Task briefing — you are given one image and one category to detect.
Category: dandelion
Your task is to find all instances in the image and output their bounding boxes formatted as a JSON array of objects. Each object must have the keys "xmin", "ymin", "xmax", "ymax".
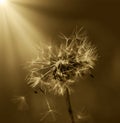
[
  {"xmin": 26, "ymin": 28, "xmax": 98, "ymax": 123},
  {"xmin": 27, "ymin": 28, "xmax": 97, "ymax": 95}
]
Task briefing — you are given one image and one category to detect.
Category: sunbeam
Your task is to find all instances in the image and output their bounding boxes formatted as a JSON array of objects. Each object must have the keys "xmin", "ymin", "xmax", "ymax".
[
  {"xmin": 0, "ymin": 1, "xmax": 46, "ymax": 88},
  {"xmin": 0, "ymin": 0, "xmax": 7, "ymax": 6}
]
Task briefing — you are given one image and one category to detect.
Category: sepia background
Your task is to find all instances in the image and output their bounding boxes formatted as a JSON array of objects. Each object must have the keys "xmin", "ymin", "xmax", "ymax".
[{"xmin": 0, "ymin": 0, "xmax": 120, "ymax": 123}]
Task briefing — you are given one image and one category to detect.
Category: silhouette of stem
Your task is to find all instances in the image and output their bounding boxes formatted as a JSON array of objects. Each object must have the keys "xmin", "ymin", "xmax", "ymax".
[{"xmin": 65, "ymin": 88, "xmax": 75, "ymax": 123}]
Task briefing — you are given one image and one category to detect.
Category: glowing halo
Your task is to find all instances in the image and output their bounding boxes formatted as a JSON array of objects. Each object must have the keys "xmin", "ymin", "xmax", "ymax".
[{"xmin": 0, "ymin": 0, "xmax": 7, "ymax": 6}]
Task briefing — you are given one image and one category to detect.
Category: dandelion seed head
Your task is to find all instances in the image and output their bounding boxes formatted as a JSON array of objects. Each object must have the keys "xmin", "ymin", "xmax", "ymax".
[{"xmin": 27, "ymin": 28, "xmax": 97, "ymax": 95}]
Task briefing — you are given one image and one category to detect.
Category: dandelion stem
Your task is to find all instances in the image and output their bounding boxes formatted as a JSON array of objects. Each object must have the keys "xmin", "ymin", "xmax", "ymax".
[{"xmin": 65, "ymin": 88, "xmax": 75, "ymax": 123}]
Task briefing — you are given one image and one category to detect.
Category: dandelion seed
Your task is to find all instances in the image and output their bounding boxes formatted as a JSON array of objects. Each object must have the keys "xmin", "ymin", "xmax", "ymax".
[
  {"xmin": 27, "ymin": 28, "xmax": 97, "ymax": 95},
  {"xmin": 28, "ymin": 76, "xmax": 41, "ymax": 88},
  {"xmin": 12, "ymin": 96, "xmax": 28, "ymax": 111},
  {"xmin": 40, "ymin": 109, "xmax": 58, "ymax": 122},
  {"xmin": 75, "ymin": 106, "xmax": 90, "ymax": 121},
  {"xmin": 40, "ymin": 96, "xmax": 58, "ymax": 122}
]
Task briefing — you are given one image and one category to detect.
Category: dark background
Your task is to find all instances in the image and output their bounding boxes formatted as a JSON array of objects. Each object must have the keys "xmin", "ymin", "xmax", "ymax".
[{"xmin": 0, "ymin": 0, "xmax": 120, "ymax": 123}]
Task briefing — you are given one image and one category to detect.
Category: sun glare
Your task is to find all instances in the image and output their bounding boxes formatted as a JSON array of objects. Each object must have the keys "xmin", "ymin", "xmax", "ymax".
[{"xmin": 0, "ymin": 0, "xmax": 7, "ymax": 5}]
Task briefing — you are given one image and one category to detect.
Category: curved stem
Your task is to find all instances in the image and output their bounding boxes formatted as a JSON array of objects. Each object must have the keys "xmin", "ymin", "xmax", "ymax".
[{"xmin": 65, "ymin": 88, "xmax": 75, "ymax": 123}]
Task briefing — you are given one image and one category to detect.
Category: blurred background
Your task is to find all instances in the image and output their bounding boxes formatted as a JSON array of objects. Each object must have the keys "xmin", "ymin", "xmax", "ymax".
[{"xmin": 0, "ymin": 0, "xmax": 120, "ymax": 123}]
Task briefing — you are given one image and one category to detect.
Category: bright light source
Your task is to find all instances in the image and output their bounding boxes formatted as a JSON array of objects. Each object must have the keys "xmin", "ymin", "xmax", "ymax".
[{"xmin": 0, "ymin": 0, "xmax": 7, "ymax": 5}]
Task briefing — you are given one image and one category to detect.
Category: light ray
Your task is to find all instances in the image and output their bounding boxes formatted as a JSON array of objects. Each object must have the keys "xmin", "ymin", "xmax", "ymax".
[
  {"xmin": 0, "ymin": 1, "xmax": 46, "ymax": 88},
  {"xmin": 0, "ymin": 0, "xmax": 7, "ymax": 6}
]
